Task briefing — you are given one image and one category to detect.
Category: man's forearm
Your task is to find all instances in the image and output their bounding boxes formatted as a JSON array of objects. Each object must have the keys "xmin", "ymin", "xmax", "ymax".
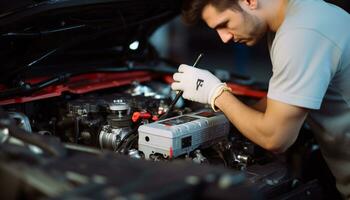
[
  {"xmin": 215, "ymin": 91, "xmax": 302, "ymax": 152},
  {"xmin": 215, "ymin": 91, "xmax": 276, "ymax": 150}
]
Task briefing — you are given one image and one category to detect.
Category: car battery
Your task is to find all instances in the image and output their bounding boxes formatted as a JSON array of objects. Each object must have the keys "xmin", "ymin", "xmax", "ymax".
[{"xmin": 138, "ymin": 110, "xmax": 230, "ymax": 159}]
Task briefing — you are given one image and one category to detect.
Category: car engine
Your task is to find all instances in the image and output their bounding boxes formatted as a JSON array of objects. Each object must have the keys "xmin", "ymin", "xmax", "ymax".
[{"xmin": 2, "ymin": 80, "xmax": 267, "ymax": 168}]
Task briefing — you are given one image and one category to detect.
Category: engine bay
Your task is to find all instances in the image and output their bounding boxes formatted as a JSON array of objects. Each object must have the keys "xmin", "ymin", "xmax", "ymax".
[
  {"xmin": 2, "ymin": 80, "xmax": 269, "ymax": 167},
  {"xmin": 0, "ymin": 78, "xmax": 329, "ymax": 199}
]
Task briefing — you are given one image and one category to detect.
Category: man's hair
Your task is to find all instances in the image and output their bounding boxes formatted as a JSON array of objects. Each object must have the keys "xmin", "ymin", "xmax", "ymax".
[{"xmin": 182, "ymin": 0, "xmax": 242, "ymax": 25}]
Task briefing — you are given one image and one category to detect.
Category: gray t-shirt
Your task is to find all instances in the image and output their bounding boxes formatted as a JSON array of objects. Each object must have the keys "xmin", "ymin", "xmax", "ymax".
[{"xmin": 268, "ymin": 0, "xmax": 350, "ymax": 197}]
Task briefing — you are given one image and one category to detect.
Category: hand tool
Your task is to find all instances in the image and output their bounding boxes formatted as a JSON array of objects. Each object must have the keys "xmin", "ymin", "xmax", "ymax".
[{"xmin": 159, "ymin": 53, "xmax": 204, "ymax": 120}]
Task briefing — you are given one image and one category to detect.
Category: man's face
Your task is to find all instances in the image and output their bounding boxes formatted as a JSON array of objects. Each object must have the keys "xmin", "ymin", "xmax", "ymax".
[{"xmin": 201, "ymin": 3, "xmax": 267, "ymax": 46}]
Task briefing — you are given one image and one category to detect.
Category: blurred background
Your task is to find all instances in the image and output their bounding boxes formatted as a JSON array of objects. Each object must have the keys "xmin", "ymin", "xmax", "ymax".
[{"xmin": 150, "ymin": 0, "xmax": 350, "ymax": 83}]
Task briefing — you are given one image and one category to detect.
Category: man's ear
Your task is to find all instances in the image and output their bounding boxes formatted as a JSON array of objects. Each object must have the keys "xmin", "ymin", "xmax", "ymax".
[{"xmin": 240, "ymin": 0, "xmax": 258, "ymax": 10}]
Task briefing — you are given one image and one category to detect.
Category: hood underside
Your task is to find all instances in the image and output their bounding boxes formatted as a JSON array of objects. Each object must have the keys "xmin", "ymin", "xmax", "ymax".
[{"xmin": 0, "ymin": 0, "xmax": 182, "ymax": 82}]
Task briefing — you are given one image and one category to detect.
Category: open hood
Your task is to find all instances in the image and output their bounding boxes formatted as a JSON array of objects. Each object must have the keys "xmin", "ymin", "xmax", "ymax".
[{"xmin": 0, "ymin": 0, "xmax": 182, "ymax": 82}]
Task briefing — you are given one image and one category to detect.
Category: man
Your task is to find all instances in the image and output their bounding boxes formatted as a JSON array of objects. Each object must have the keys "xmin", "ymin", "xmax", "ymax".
[{"xmin": 171, "ymin": 0, "xmax": 350, "ymax": 198}]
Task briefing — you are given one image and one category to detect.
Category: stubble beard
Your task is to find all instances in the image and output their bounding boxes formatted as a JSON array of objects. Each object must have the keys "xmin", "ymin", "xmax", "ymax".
[{"xmin": 242, "ymin": 10, "xmax": 267, "ymax": 46}]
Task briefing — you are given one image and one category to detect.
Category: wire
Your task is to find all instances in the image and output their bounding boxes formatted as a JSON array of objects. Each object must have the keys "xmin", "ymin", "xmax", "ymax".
[
  {"xmin": 123, "ymin": 134, "xmax": 138, "ymax": 154},
  {"xmin": 115, "ymin": 127, "xmax": 138, "ymax": 153},
  {"xmin": 2, "ymin": 25, "xmax": 87, "ymax": 38}
]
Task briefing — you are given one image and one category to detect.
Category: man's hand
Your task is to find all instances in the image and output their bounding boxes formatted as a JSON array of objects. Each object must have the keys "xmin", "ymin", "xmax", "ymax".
[{"xmin": 171, "ymin": 64, "xmax": 225, "ymax": 104}]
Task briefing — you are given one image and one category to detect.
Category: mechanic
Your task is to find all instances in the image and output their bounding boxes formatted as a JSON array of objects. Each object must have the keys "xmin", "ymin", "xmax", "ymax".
[{"xmin": 171, "ymin": 0, "xmax": 350, "ymax": 198}]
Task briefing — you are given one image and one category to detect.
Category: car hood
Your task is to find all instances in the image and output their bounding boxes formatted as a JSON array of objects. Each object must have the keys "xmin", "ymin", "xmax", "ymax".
[{"xmin": 0, "ymin": 0, "xmax": 182, "ymax": 82}]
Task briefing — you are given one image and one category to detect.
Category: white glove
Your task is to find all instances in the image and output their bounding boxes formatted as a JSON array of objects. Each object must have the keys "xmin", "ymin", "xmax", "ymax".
[{"xmin": 171, "ymin": 64, "xmax": 226, "ymax": 105}]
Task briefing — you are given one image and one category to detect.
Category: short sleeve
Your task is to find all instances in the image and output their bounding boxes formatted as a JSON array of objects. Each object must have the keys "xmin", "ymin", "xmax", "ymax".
[{"xmin": 268, "ymin": 29, "xmax": 341, "ymax": 109}]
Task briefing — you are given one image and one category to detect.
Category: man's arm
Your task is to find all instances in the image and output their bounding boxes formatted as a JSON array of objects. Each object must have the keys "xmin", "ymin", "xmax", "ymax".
[
  {"xmin": 215, "ymin": 91, "xmax": 308, "ymax": 153},
  {"xmin": 251, "ymin": 96, "xmax": 267, "ymax": 112},
  {"xmin": 171, "ymin": 64, "xmax": 309, "ymax": 153}
]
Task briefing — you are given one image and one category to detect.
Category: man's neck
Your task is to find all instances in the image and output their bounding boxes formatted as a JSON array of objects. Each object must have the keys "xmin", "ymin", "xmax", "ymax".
[{"xmin": 265, "ymin": 0, "xmax": 288, "ymax": 32}]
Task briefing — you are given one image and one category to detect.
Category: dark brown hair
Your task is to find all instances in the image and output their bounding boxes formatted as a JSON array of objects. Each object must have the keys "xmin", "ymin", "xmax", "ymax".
[{"xmin": 182, "ymin": 0, "xmax": 242, "ymax": 25}]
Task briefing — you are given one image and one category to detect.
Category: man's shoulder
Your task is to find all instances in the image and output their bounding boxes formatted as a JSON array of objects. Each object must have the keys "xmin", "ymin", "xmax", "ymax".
[{"xmin": 278, "ymin": 0, "xmax": 350, "ymax": 42}]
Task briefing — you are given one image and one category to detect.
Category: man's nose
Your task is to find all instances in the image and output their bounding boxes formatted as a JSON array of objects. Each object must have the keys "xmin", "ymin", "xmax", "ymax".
[{"xmin": 217, "ymin": 29, "xmax": 233, "ymax": 43}]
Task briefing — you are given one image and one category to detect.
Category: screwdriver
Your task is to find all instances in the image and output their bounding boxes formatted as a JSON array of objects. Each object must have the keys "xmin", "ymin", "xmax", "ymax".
[{"xmin": 159, "ymin": 53, "xmax": 204, "ymax": 120}]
